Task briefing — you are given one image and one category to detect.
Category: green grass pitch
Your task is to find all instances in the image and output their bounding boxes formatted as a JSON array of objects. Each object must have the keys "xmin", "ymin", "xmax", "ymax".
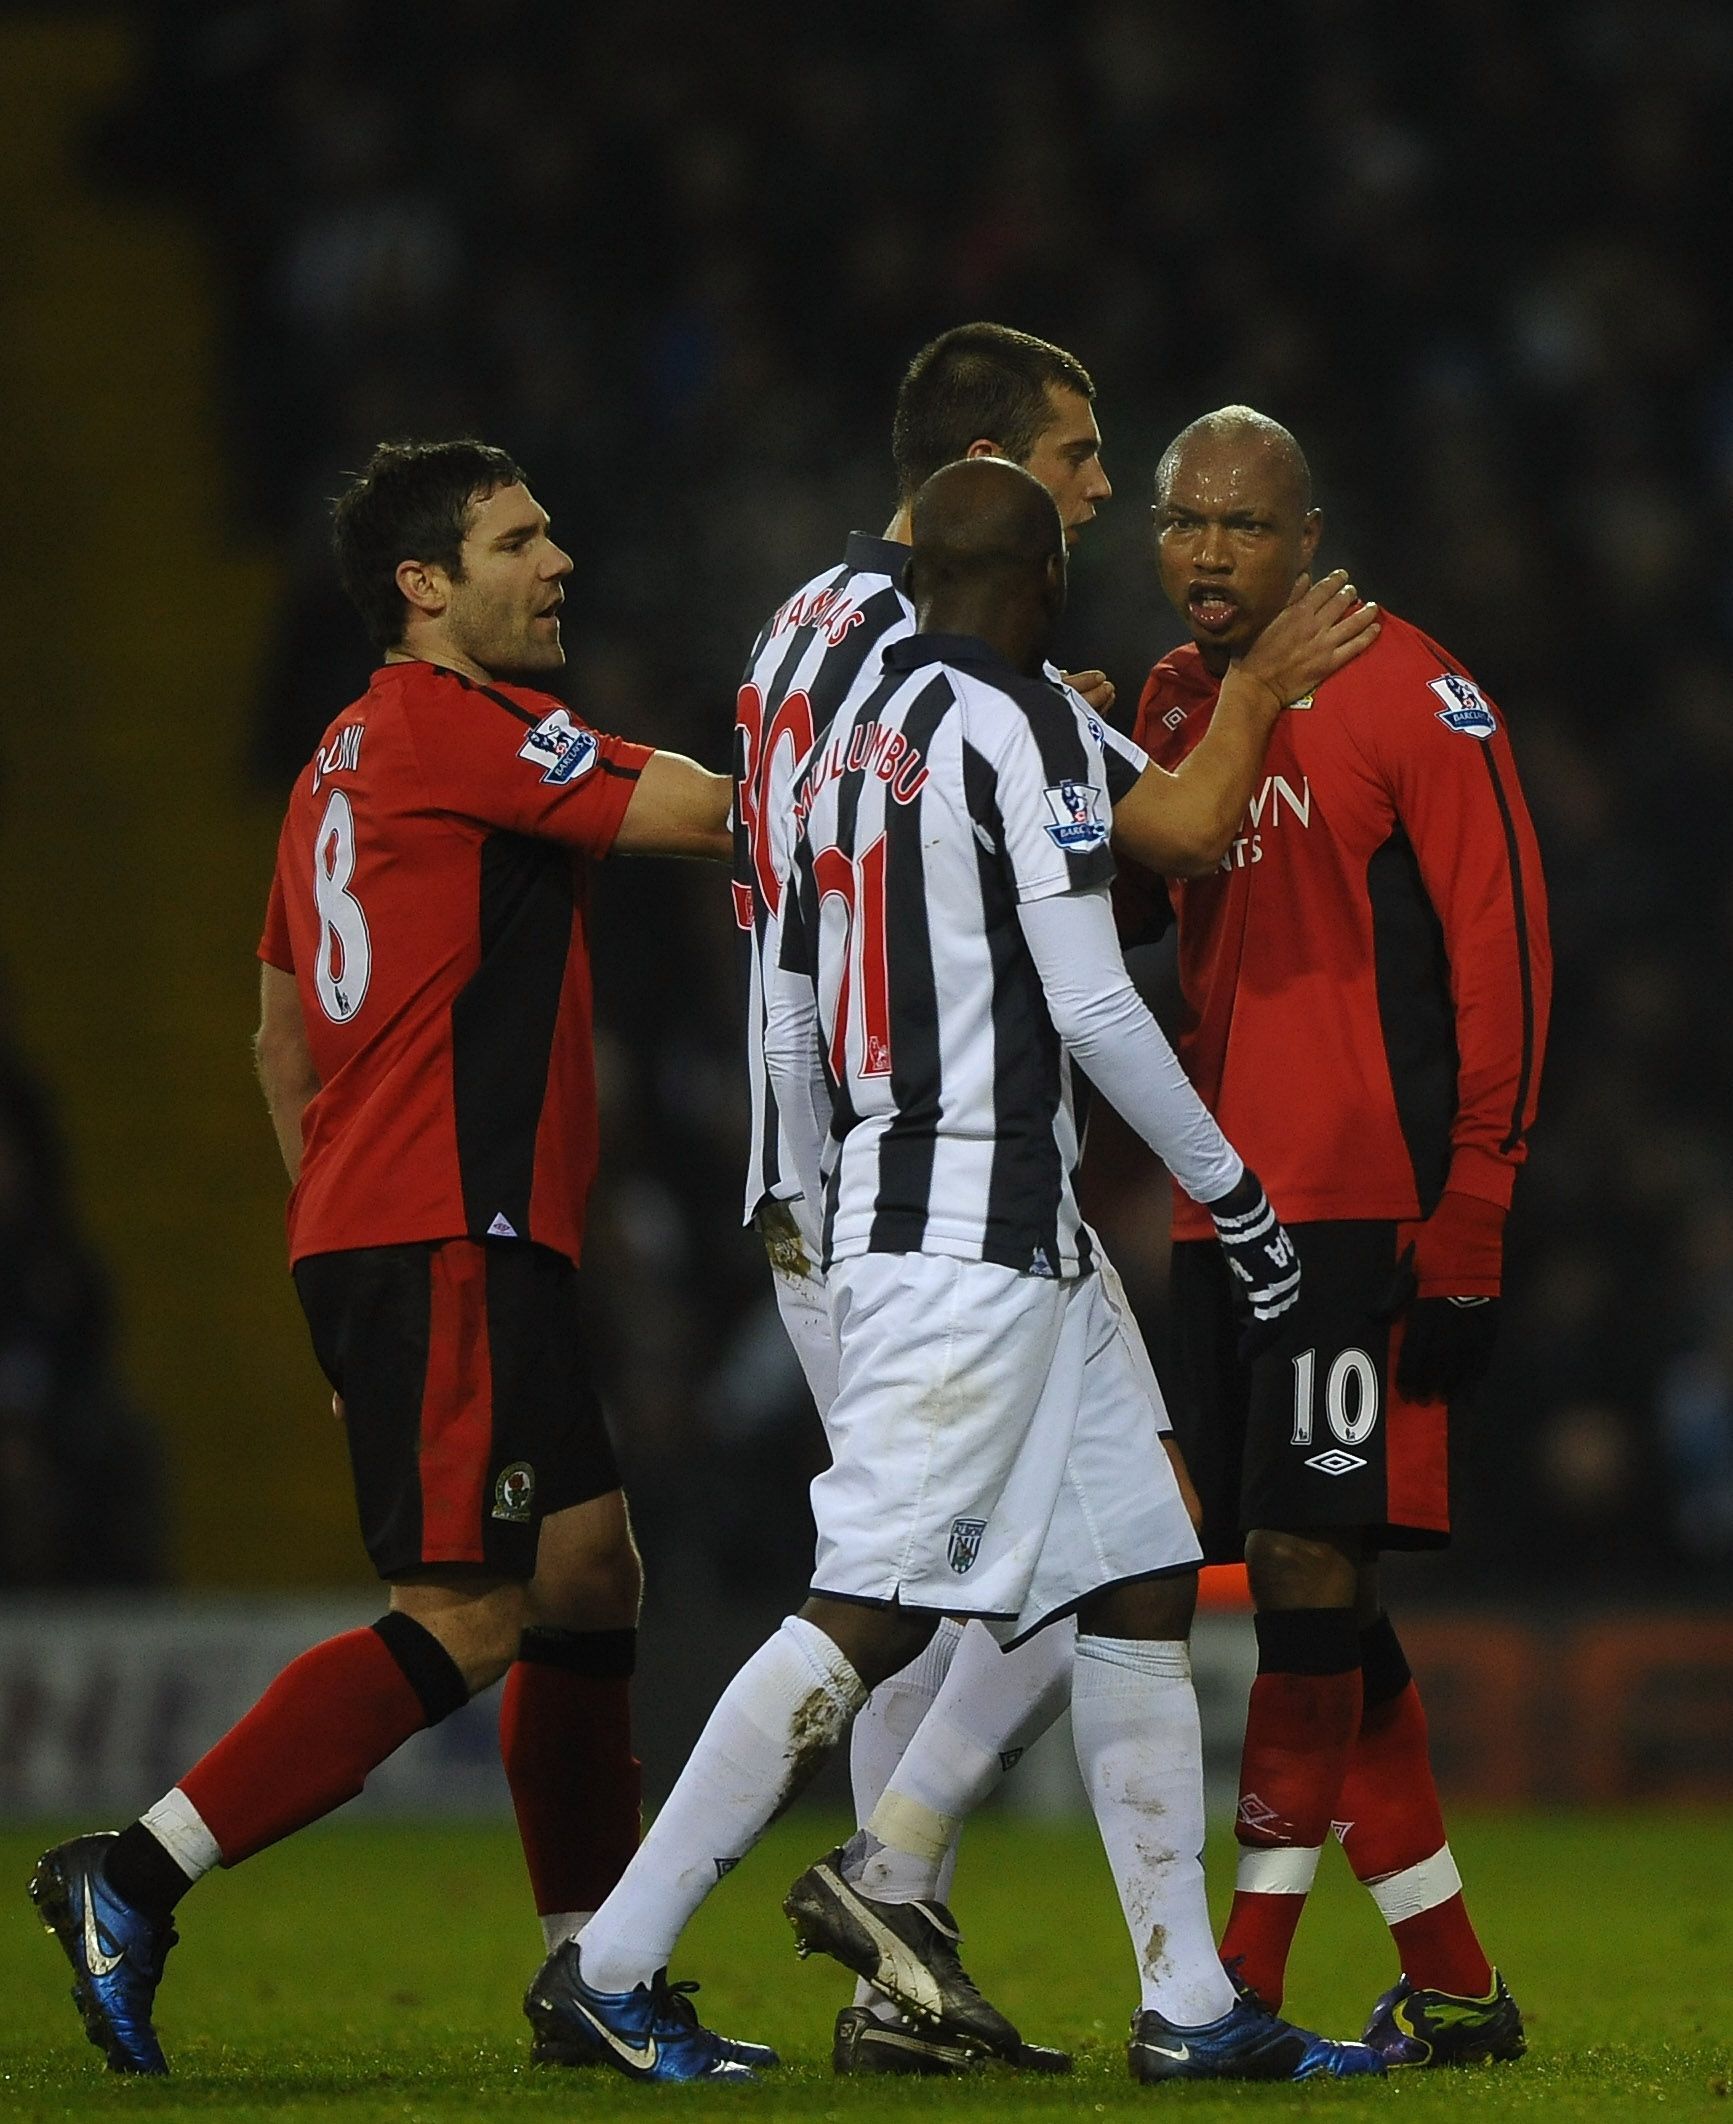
[{"xmin": 3, "ymin": 1810, "xmax": 1728, "ymax": 2120}]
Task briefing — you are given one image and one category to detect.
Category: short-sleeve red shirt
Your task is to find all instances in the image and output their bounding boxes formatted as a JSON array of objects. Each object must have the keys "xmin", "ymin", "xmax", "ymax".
[{"xmin": 259, "ymin": 659, "xmax": 652, "ymax": 1266}]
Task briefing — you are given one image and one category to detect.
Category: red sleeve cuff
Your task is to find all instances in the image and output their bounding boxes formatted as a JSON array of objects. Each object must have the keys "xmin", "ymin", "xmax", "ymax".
[{"xmin": 1444, "ymin": 1144, "xmax": 1517, "ymax": 1212}]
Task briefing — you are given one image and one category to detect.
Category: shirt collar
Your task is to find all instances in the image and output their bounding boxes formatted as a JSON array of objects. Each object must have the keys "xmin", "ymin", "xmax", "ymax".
[
  {"xmin": 882, "ymin": 632, "xmax": 1029, "ymax": 680},
  {"xmin": 843, "ymin": 530, "xmax": 911, "ymax": 583}
]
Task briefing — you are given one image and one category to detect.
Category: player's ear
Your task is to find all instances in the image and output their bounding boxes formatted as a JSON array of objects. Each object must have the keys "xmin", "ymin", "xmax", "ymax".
[
  {"xmin": 964, "ymin": 438, "xmax": 1006, "ymax": 461},
  {"xmin": 395, "ymin": 557, "xmax": 449, "ymax": 622},
  {"xmin": 1299, "ymin": 508, "xmax": 1323, "ymax": 568}
]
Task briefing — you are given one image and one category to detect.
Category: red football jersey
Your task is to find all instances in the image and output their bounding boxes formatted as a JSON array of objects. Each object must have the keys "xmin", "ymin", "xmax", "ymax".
[
  {"xmin": 1126, "ymin": 611, "xmax": 1550, "ymax": 1240},
  {"xmin": 259, "ymin": 659, "xmax": 652, "ymax": 1266}
]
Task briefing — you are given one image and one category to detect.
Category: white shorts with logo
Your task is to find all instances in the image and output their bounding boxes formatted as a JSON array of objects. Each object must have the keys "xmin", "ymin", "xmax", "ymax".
[{"xmin": 810, "ymin": 1248, "xmax": 1200, "ymax": 1643}]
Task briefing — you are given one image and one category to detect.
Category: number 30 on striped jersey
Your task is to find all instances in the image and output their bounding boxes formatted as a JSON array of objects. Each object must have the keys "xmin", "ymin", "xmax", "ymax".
[
  {"xmin": 735, "ymin": 682, "xmax": 814, "ymax": 921},
  {"xmin": 814, "ymin": 836, "xmax": 892, "ymax": 1080},
  {"xmin": 312, "ymin": 789, "xmax": 372, "ymax": 1024}
]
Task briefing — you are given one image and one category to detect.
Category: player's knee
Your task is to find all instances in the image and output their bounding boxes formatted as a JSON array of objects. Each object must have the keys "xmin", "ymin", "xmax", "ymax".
[
  {"xmin": 798, "ymin": 1595, "xmax": 936, "ymax": 1692},
  {"xmin": 529, "ymin": 1534, "xmax": 642, "ymax": 1632},
  {"xmin": 389, "ymin": 1581, "xmax": 527, "ymax": 1694},
  {"xmin": 1244, "ymin": 1527, "xmax": 1360, "ymax": 1610},
  {"xmin": 1079, "ymin": 1569, "xmax": 1197, "ymax": 1641},
  {"xmin": 522, "ymin": 1487, "xmax": 644, "ymax": 1631}
]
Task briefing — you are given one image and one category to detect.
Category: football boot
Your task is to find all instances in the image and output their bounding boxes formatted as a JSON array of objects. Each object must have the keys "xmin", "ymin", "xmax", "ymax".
[
  {"xmin": 523, "ymin": 1941, "xmax": 772, "ymax": 2082},
  {"xmin": 832, "ymin": 2003, "xmax": 1073, "ymax": 2076},
  {"xmin": 1362, "ymin": 1969, "xmax": 1526, "ymax": 2066},
  {"xmin": 1128, "ymin": 1996, "xmax": 1386, "ymax": 2082},
  {"xmin": 29, "ymin": 1832, "xmax": 177, "ymax": 2075},
  {"xmin": 786, "ymin": 1847, "xmax": 1022, "ymax": 2059}
]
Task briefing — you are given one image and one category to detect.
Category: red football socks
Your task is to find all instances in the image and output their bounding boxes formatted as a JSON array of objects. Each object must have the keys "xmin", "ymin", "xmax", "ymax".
[
  {"xmin": 499, "ymin": 1628, "xmax": 642, "ymax": 1926},
  {"xmin": 1219, "ymin": 1608, "xmax": 1363, "ymax": 2011},
  {"xmin": 1337, "ymin": 1617, "xmax": 1492, "ymax": 1997},
  {"xmin": 179, "ymin": 1616, "xmax": 468, "ymax": 1864}
]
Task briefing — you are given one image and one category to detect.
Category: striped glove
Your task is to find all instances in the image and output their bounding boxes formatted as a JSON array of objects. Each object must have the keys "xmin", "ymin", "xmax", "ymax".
[{"xmin": 1208, "ymin": 1169, "xmax": 1302, "ymax": 1359}]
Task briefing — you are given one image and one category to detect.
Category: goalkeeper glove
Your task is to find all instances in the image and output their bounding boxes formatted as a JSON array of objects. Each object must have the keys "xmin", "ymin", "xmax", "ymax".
[
  {"xmin": 1384, "ymin": 1190, "xmax": 1505, "ymax": 1403},
  {"xmin": 1208, "ymin": 1168, "xmax": 1301, "ymax": 1359}
]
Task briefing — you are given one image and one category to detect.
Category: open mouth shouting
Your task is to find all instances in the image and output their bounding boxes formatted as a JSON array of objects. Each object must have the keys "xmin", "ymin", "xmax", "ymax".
[{"xmin": 1186, "ymin": 581, "xmax": 1242, "ymax": 635}]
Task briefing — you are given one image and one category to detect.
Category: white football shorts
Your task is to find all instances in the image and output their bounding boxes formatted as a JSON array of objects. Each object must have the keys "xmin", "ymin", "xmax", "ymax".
[{"xmin": 810, "ymin": 1248, "xmax": 1200, "ymax": 1641}]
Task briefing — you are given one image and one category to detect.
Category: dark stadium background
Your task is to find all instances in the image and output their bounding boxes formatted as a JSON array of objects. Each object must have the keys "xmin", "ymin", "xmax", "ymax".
[{"xmin": 0, "ymin": 0, "xmax": 1729, "ymax": 1811}]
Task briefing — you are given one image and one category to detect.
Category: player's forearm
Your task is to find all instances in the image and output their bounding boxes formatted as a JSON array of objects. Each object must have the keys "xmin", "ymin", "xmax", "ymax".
[
  {"xmin": 1019, "ymin": 889, "xmax": 1242, "ymax": 1204},
  {"xmin": 1120, "ymin": 670, "xmax": 1282, "ymax": 878},
  {"xmin": 255, "ymin": 1044, "xmax": 318, "ymax": 1181},
  {"xmin": 1406, "ymin": 761, "xmax": 1551, "ymax": 1208},
  {"xmin": 613, "ymin": 752, "xmax": 733, "ymax": 863},
  {"xmin": 763, "ymin": 971, "xmax": 829, "ymax": 1209}
]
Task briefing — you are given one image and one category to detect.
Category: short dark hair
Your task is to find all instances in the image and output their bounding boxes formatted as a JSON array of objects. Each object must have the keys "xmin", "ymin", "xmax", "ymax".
[
  {"xmin": 892, "ymin": 324, "xmax": 1094, "ymax": 500},
  {"xmin": 331, "ymin": 438, "xmax": 525, "ymax": 649}
]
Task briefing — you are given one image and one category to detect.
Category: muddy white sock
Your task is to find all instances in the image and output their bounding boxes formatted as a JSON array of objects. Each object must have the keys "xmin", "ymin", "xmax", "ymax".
[
  {"xmin": 1072, "ymin": 1634, "xmax": 1234, "ymax": 2026},
  {"xmin": 847, "ymin": 1619, "xmax": 1073, "ymax": 1904},
  {"xmin": 579, "ymin": 1617, "xmax": 865, "ymax": 1995}
]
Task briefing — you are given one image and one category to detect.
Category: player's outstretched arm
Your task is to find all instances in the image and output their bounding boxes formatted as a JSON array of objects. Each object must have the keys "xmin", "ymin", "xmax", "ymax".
[
  {"xmin": 612, "ymin": 751, "xmax": 733, "ymax": 863},
  {"xmin": 1113, "ymin": 569, "xmax": 1378, "ymax": 877},
  {"xmin": 254, "ymin": 963, "xmax": 320, "ymax": 1181},
  {"xmin": 1018, "ymin": 886, "xmax": 1300, "ymax": 1344},
  {"xmin": 1017, "ymin": 885, "xmax": 1241, "ymax": 1201}
]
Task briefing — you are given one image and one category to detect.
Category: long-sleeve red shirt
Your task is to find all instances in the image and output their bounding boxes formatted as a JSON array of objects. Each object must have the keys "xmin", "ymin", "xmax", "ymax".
[{"xmin": 1124, "ymin": 610, "xmax": 1550, "ymax": 1242}]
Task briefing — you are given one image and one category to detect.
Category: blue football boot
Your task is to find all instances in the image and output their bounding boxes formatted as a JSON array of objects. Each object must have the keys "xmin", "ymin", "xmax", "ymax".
[
  {"xmin": 524, "ymin": 1940, "xmax": 772, "ymax": 2082},
  {"xmin": 1363, "ymin": 1970, "xmax": 1526, "ymax": 2066},
  {"xmin": 1128, "ymin": 1996, "xmax": 1386, "ymax": 2082},
  {"xmin": 29, "ymin": 1832, "xmax": 177, "ymax": 2075}
]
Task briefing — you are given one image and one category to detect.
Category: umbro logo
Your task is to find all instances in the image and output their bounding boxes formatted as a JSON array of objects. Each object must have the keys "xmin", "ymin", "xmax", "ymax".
[{"xmin": 1305, "ymin": 1448, "xmax": 1367, "ymax": 1477}]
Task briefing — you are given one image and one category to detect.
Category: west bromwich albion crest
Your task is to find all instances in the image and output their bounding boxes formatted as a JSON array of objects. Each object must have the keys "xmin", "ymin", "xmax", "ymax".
[{"xmin": 948, "ymin": 1516, "xmax": 987, "ymax": 1574}]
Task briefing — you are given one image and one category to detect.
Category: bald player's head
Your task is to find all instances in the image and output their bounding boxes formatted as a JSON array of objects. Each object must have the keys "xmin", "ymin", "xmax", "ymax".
[
  {"xmin": 1152, "ymin": 405, "xmax": 1323, "ymax": 670},
  {"xmin": 1154, "ymin": 405, "xmax": 1313, "ymax": 516},
  {"xmin": 906, "ymin": 458, "xmax": 1068, "ymax": 670}
]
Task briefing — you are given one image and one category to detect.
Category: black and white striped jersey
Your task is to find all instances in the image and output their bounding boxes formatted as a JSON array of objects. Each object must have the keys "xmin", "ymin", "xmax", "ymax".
[
  {"xmin": 735, "ymin": 536, "xmax": 1148, "ymax": 1226},
  {"xmin": 776, "ymin": 633, "xmax": 1148, "ymax": 1278},
  {"xmin": 734, "ymin": 533, "xmax": 912, "ymax": 1223}
]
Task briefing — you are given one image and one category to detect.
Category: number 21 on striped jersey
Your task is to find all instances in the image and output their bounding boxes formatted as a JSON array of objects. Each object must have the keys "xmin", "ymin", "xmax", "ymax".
[{"xmin": 814, "ymin": 836, "xmax": 892, "ymax": 1079}]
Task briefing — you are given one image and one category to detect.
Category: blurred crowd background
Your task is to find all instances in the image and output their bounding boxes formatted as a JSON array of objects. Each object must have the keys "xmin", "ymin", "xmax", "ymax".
[{"xmin": 6, "ymin": 0, "xmax": 1731, "ymax": 1598}]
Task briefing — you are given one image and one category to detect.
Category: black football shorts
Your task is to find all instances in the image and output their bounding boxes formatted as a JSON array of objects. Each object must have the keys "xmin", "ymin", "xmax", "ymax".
[
  {"xmin": 1169, "ymin": 1222, "xmax": 1451, "ymax": 1563},
  {"xmin": 293, "ymin": 1237, "xmax": 620, "ymax": 1580}
]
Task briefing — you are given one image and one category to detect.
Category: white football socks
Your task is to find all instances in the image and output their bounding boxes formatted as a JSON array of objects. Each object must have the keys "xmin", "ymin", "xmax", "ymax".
[
  {"xmin": 578, "ymin": 1616, "xmax": 866, "ymax": 1996},
  {"xmin": 1071, "ymin": 1634, "xmax": 1235, "ymax": 2028},
  {"xmin": 847, "ymin": 1617, "xmax": 965, "ymax": 2016},
  {"xmin": 539, "ymin": 1908, "xmax": 592, "ymax": 1952},
  {"xmin": 845, "ymin": 1617, "xmax": 1074, "ymax": 1904},
  {"xmin": 848, "ymin": 1617, "xmax": 964, "ymax": 1834}
]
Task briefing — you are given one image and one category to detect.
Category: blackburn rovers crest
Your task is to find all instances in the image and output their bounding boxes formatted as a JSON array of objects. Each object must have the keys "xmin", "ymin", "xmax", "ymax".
[
  {"xmin": 948, "ymin": 1517, "xmax": 987, "ymax": 1574},
  {"xmin": 492, "ymin": 1462, "xmax": 536, "ymax": 1523}
]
